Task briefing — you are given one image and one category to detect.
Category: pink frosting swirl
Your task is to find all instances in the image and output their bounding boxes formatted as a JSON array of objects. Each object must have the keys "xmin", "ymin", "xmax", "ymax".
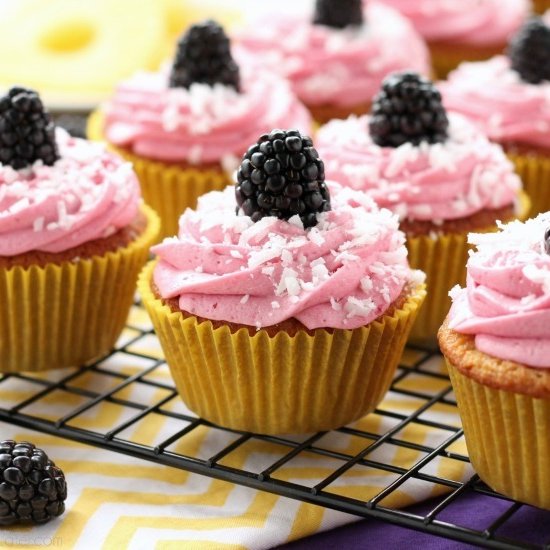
[
  {"xmin": 0, "ymin": 129, "xmax": 140, "ymax": 256},
  {"xmin": 316, "ymin": 113, "xmax": 521, "ymax": 222},
  {"xmin": 375, "ymin": 0, "xmax": 529, "ymax": 46},
  {"xmin": 449, "ymin": 214, "xmax": 550, "ymax": 368},
  {"xmin": 152, "ymin": 183, "xmax": 423, "ymax": 330},
  {"xmin": 103, "ymin": 68, "xmax": 312, "ymax": 165},
  {"xmin": 233, "ymin": 3, "xmax": 430, "ymax": 108},
  {"xmin": 440, "ymin": 56, "xmax": 550, "ymax": 149}
]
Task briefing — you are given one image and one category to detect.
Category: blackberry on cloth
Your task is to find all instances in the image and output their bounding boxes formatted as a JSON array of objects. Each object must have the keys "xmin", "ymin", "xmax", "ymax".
[{"xmin": 0, "ymin": 440, "xmax": 67, "ymax": 526}]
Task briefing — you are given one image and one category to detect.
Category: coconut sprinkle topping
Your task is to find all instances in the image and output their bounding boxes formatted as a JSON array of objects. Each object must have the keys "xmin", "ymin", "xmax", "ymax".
[
  {"xmin": 317, "ymin": 112, "xmax": 520, "ymax": 223},
  {"xmin": 0, "ymin": 128, "xmax": 140, "ymax": 256},
  {"xmin": 152, "ymin": 182, "xmax": 422, "ymax": 329}
]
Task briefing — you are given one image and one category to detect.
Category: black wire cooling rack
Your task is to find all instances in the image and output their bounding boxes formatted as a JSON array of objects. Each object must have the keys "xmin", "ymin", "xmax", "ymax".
[{"xmin": 0, "ymin": 303, "xmax": 549, "ymax": 550}]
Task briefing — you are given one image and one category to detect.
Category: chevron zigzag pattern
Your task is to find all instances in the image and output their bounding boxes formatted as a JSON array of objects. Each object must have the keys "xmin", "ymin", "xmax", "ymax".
[{"xmin": 0, "ymin": 307, "xmax": 472, "ymax": 549}]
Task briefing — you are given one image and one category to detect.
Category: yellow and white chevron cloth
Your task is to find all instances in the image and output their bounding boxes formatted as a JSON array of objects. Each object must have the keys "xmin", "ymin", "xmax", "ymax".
[{"xmin": 0, "ymin": 306, "xmax": 472, "ymax": 549}]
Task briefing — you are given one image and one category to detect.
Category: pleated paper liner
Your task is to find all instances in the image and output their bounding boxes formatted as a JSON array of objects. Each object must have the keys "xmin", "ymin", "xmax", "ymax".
[
  {"xmin": 139, "ymin": 262, "xmax": 426, "ymax": 435},
  {"xmin": 447, "ymin": 360, "xmax": 550, "ymax": 510},
  {"xmin": 533, "ymin": 0, "xmax": 550, "ymax": 13},
  {"xmin": 506, "ymin": 149, "xmax": 550, "ymax": 218},
  {"xmin": 429, "ymin": 42, "xmax": 504, "ymax": 79},
  {"xmin": 407, "ymin": 191, "xmax": 531, "ymax": 348},
  {"xmin": 0, "ymin": 205, "xmax": 160, "ymax": 373},
  {"xmin": 406, "ymin": 233, "xmax": 468, "ymax": 347},
  {"xmin": 87, "ymin": 111, "xmax": 232, "ymax": 241}
]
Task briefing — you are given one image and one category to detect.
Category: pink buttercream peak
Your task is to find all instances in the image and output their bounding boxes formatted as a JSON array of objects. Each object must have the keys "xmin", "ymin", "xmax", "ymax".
[
  {"xmin": 0, "ymin": 128, "xmax": 140, "ymax": 256},
  {"xmin": 375, "ymin": 0, "xmax": 530, "ymax": 46},
  {"xmin": 440, "ymin": 55, "xmax": 550, "ymax": 149},
  {"xmin": 233, "ymin": 3, "xmax": 430, "ymax": 108},
  {"xmin": 449, "ymin": 213, "xmax": 550, "ymax": 368},
  {"xmin": 103, "ymin": 66, "xmax": 312, "ymax": 164},
  {"xmin": 152, "ymin": 183, "xmax": 423, "ymax": 330},
  {"xmin": 317, "ymin": 112, "xmax": 520, "ymax": 222}
]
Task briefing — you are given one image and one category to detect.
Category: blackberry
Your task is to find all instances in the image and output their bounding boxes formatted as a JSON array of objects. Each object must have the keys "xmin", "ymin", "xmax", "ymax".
[
  {"xmin": 545, "ymin": 227, "xmax": 550, "ymax": 255},
  {"xmin": 0, "ymin": 87, "xmax": 59, "ymax": 170},
  {"xmin": 169, "ymin": 20, "xmax": 240, "ymax": 91},
  {"xmin": 508, "ymin": 17, "xmax": 550, "ymax": 84},
  {"xmin": 369, "ymin": 72, "xmax": 449, "ymax": 148},
  {"xmin": 235, "ymin": 129, "xmax": 331, "ymax": 228},
  {"xmin": 313, "ymin": 0, "xmax": 363, "ymax": 29},
  {"xmin": 0, "ymin": 440, "xmax": 67, "ymax": 526}
]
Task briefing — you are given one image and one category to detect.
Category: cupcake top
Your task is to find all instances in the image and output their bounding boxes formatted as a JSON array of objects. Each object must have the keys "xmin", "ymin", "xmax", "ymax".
[
  {"xmin": 317, "ymin": 73, "xmax": 521, "ymax": 224},
  {"xmin": 376, "ymin": 0, "xmax": 529, "ymax": 46},
  {"xmin": 152, "ymin": 129, "xmax": 424, "ymax": 330},
  {"xmin": 440, "ymin": 16, "xmax": 550, "ymax": 149},
  {"xmin": 448, "ymin": 213, "xmax": 550, "ymax": 369},
  {"xmin": 233, "ymin": 2, "xmax": 430, "ymax": 108},
  {"xmin": 0, "ymin": 88, "xmax": 140, "ymax": 256},
  {"xmin": 102, "ymin": 20, "xmax": 312, "ymax": 165}
]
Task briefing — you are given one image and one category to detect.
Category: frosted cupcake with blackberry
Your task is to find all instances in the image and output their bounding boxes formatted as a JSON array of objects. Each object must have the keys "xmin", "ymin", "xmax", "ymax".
[
  {"xmin": 0, "ymin": 87, "xmax": 159, "ymax": 373},
  {"xmin": 139, "ymin": 129, "xmax": 426, "ymax": 434},
  {"xmin": 439, "ymin": 215, "xmax": 550, "ymax": 509},
  {"xmin": 88, "ymin": 20, "xmax": 312, "ymax": 239},
  {"xmin": 317, "ymin": 72, "xmax": 529, "ymax": 345},
  {"xmin": 373, "ymin": 0, "xmax": 530, "ymax": 77},
  {"xmin": 441, "ymin": 16, "xmax": 550, "ymax": 217},
  {"xmin": 233, "ymin": 0, "xmax": 430, "ymax": 124}
]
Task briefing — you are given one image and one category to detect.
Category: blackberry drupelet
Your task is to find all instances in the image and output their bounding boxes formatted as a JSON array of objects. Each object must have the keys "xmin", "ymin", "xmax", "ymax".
[
  {"xmin": 0, "ymin": 87, "xmax": 59, "ymax": 170},
  {"xmin": 369, "ymin": 72, "xmax": 449, "ymax": 148},
  {"xmin": 508, "ymin": 17, "xmax": 550, "ymax": 84},
  {"xmin": 313, "ymin": 0, "xmax": 363, "ymax": 29},
  {"xmin": 169, "ymin": 20, "xmax": 240, "ymax": 91},
  {"xmin": 235, "ymin": 129, "xmax": 331, "ymax": 228},
  {"xmin": 0, "ymin": 440, "xmax": 67, "ymax": 526}
]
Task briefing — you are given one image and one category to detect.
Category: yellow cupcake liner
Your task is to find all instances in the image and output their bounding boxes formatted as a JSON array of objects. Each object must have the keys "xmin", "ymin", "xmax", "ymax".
[
  {"xmin": 87, "ymin": 111, "xmax": 233, "ymax": 241},
  {"xmin": 447, "ymin": 359, "xmax": 550, "ymax": 509},
  {"xmin": 0, "ymin": 205, "xmax": 160, "ymax": 373},
  {"xmin": 533, "ymin": 0, "xmax": 550, "ymax": 13},
  {"xmin": 406, "ymin": 233, "xmax": 470, "ymax": 348},
  {"xmin": 407, "ymin": 191, "xmax": 531, "ymax": 347},
  {"xmin": 139, "ymin": 262, "xmax": 426, "ymax": 434},
  {"xmin": 506, "ymin": 149, "xmax": 550, "ymax": 218}
]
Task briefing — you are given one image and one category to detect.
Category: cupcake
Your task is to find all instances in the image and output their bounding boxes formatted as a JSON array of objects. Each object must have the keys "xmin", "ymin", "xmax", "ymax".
[
  {"xmin": 139, "ymin": 129, "xmax": 426, "ymax": 434},
  {"xmin": 440, "ymin": 16, "xmax": 550, "ymax": 217},
  {"xmin": 374, "ymin": 0, "xmax": 530, "ymax": 77},
  {"xmin": 88, "ymin": 20, "xmax": 312, "ymax": 240},
  {"xmin": 438, "ymin": 214, "xmax": 550, "ymax": 509},
  {"xmin": 233, "ymin": 0, "xmax": 430, "ymax": 124},
  {"xmin": 0, "ymin": 87, "xmax": 160, "ymax": 373},
  {"xmin": 316, "ymin": 72, "xmax": 529, "ymax": 346}
]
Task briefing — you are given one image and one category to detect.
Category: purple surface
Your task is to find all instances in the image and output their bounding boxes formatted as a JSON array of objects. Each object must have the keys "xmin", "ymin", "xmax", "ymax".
[{"xmin": 276, "ymin": 492, "xmax": 550, "ymax": 549}]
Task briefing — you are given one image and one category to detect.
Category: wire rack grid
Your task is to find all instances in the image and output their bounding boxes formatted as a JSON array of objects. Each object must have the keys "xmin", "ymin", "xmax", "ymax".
[{"xmin": 0, "ymin": 302, "xmax": 549, "ymax": 550}]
